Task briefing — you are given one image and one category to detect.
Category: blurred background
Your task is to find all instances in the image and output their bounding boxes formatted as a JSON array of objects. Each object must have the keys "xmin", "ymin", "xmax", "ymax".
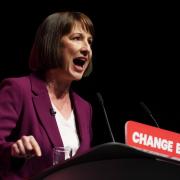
[{"xmin": 0, "ymin": 1, "xmax": 179, "ymax": 145}]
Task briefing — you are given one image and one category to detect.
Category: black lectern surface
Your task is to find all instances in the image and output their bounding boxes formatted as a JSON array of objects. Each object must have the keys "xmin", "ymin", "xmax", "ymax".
[{"xmin": 32, "ymin": 143, "xmax": 180, "ymax": 180}]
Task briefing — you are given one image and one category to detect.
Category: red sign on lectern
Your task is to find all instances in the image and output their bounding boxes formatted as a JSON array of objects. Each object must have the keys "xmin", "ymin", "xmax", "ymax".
[{"xmin": 125, "ymin": 120, "xmax": 180, "ymax": 161}]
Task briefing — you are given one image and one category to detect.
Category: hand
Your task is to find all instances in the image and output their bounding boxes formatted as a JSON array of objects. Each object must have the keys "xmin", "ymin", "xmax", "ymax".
[{"xmin": 11, "ymin": 135, "xmax": 42, "ymax": 158}]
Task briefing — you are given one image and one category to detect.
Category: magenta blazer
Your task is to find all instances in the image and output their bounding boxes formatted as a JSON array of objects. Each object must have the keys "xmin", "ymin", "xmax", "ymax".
[{"xmin": 0, "ymin": 73, "xmax": 92, "ymax": 179}]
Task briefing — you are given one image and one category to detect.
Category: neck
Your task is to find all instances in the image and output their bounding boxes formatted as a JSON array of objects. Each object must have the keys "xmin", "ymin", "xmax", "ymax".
[{"xmin": 45, "ymin": 69, "xmax": 71, "ymax": 99}]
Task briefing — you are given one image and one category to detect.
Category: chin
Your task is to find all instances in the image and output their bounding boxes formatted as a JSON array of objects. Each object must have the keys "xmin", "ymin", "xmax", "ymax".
[
  {"xmin": 74, "ymin": 76, "xmax": 83, "ymax": 81},
  {"xmin": 71, "ymin": 73, "xmax": 83, "ymax": 81}
]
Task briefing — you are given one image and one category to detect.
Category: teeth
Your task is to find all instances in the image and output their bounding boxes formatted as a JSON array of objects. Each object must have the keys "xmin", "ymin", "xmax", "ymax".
[{"xmin": 73, "ymin": 58, "xmax": 85, "ymax": 67}]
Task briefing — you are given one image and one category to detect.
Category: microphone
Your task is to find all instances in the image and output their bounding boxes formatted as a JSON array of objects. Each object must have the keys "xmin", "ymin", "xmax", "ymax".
[
  {"xmin": 96, "ymin": 92, "xmax": 115, "ymax": 142},
  {"xmin": 140, "ymin": 101, "xmax": 160, "ymax": 128},
  {"xmin": 50, "ymin": 107, "xmax": 56, "ymax": 116}
]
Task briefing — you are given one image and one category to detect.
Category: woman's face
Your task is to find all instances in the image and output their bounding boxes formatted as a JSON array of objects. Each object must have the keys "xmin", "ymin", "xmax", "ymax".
[{"xmin": 58, "ymin": 22, "xmax": 93, "ymax": 81}]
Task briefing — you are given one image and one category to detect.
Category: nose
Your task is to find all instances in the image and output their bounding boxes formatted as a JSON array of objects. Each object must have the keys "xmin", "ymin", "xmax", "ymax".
[{"xmin": 80, "ymin": 40, "xmax": 92, "ymax": 56}]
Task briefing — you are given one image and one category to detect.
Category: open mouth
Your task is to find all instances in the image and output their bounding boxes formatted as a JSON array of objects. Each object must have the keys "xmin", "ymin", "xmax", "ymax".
[{"xmin": 73, "ymin": 58, "xmax": 86, "ymax": 67}]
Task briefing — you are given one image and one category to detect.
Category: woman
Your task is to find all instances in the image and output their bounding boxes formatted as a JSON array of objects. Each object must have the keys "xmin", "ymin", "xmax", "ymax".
[{"xmin": 0, "ymin": 11, "xmax": 94, "ymax": 179}]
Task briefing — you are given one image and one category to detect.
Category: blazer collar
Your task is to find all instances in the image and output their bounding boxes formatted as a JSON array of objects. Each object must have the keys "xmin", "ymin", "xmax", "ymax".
[{"xmin": 71, "ymin": 92, "xmax": 90, "ymax": 154}]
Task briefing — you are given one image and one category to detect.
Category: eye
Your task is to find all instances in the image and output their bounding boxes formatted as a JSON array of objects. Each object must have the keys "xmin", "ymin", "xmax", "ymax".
[
  {"xmin": 88, "ymin": 39, "xmax": 93, "ymax": 46},
  {"xmin": 72, "ymin": 36, "xmax": 81, "ymax": 41}
]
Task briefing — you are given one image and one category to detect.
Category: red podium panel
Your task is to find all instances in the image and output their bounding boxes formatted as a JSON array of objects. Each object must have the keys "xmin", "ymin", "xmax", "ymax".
[
  {"xmin": 32, "ymin": 143, "xmax": 180, "ymax": 180},
  {"xmin": 125, "ymin": 120, "xmax": 180, "ymax": 160}
]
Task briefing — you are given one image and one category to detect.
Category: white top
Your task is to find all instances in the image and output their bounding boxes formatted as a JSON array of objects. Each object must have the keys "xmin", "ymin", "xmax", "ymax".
[{"xmin": 52, "ymin": 104, "xmax": 80, "ymax": 159}]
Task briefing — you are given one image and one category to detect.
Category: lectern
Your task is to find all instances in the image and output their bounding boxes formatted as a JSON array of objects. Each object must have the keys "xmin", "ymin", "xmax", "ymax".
[{"xmin": 32, "ymin": 142, "xmax": 180, "ymax": 180}]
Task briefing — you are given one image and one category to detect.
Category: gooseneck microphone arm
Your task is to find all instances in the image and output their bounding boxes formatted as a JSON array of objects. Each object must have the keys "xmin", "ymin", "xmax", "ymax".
[
  {"xmin": 96, "ymin": 92, "xmax": 116, "ymax": 142},
  {"xmin": 140, "ymin": 101, "xmax": 160, "ymax": 128}
]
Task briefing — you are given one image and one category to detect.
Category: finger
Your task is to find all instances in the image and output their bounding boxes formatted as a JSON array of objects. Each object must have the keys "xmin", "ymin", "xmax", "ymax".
[
  {"xmin": 16, "ymin": 139, "xmax": 26, "ymax": 155},
  {"xmin": 11, "ymin": 143, "xmax": 20, "ymax": 157},
  {"xmin": 21, "ymin": 135, "xmax": 33, "ymax": 151},
  {"xmin": 29, "ymin": 136, "xmax": 42, "ymax": 157}
]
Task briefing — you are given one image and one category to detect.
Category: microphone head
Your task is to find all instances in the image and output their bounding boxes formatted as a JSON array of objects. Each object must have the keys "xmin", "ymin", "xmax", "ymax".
[
  {"xmin": 140, "ymin": 101, "xmax": 152, "ymax": 115},
  {"xmin": 96, "ymin": 92, "xmax": 104, "ymax": 105},
  {"xmin": 140, "ymin": 101, "xmax": 160, "ymax": 128}
]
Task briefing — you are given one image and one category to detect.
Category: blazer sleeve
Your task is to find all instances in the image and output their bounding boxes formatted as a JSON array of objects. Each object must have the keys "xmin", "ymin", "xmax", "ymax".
[{"xmin": 0, "ymin": 78, "xmax": 23, "ymax": 171}]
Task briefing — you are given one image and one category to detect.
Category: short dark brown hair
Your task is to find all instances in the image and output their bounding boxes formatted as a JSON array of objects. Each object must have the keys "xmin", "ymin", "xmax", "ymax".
[{"xmin": 29, "ymin": 11, "xmax": 94, "ymax": 77}]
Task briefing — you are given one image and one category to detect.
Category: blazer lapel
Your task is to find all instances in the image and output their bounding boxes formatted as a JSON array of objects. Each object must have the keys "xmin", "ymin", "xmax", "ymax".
[
  {"xmin": 71, "ymin": 92, "xmax": 90, "ymax": 154},
  {"xmin": 30, "ymin": 73, "xmax": 63, "ymax": 147}
]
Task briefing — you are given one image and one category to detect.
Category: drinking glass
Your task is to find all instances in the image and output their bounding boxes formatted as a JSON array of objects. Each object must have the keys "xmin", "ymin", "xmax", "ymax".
[{"xmin": 53, "ymin": 146, "xmax": 72, "ymax": 166}]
